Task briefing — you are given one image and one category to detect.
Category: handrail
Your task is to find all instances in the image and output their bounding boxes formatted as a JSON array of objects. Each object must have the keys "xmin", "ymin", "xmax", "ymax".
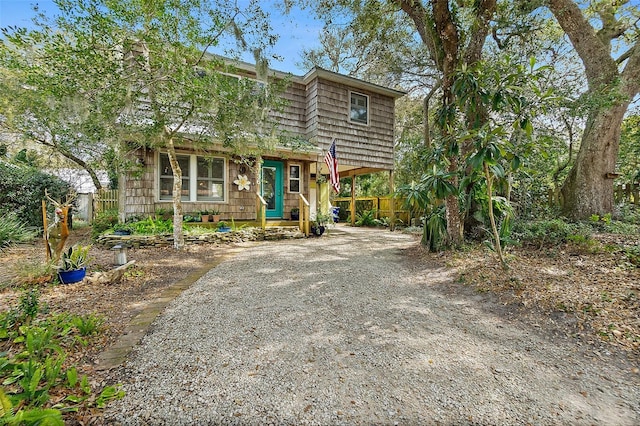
[
  {"xmin": 256, "ymin": 193, "xmax": 267, "ymax": 231},
  {"xmin": 298, "ymin": 194, "xmax": 310, "ymax": 236}
]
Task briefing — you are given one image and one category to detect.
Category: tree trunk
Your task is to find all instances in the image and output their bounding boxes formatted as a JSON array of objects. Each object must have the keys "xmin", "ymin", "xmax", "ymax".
[
  {"xmin": 548, "ymin": 0, "xmax": 640, "ymax": 219},
  {"xmin": 560, "ymin": 102, "xmax": 628, "ymax": 218},
  {"xmin": 444, "ymin": 157, "xmax": 463, "ymax": 245},
  {"xmin": 166, "ymin": 134, "xmax": 185, "ymax": 249}
]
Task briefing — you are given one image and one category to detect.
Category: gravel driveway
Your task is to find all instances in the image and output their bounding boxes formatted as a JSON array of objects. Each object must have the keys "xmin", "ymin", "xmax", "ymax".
[{"xmin": 105, "ymin": 226, "xmax": 639, "ymax": 425}]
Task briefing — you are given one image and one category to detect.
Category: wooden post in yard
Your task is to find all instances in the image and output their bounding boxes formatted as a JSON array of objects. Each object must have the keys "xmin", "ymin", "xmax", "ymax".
[
  {"xmin": 390, "ymin": 170, "xmax": 395, "ymax": 231},
  {"xmin": 43, "ymin": 200, "xmax": 51, "ymax": 261},
  {"xmin": 350, "ymin": 175, "xmax": 356, "ymax": 226}
]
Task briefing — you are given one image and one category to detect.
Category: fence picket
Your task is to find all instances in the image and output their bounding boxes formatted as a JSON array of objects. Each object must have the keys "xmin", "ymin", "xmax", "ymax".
[{"xmin": 94, "ymin": 189, "xmax": 119, "ymax": 218}]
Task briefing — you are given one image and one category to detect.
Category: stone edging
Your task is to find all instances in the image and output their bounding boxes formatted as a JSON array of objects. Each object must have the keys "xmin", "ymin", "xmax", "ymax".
[{"xmin": 96, "ymin": 227, "xmax": 305, "ymax": 248}]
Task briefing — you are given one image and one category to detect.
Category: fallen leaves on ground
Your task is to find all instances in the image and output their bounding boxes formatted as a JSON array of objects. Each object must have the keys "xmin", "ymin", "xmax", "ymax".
[{"xmin": 442, "ymin": 233, "xmax": 640, "ymax": 359}]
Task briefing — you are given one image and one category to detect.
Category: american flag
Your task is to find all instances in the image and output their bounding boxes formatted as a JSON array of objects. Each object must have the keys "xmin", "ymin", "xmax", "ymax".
[{"xmin": 324, "ymin": 139, "xmax": 340, "ymax": 193}]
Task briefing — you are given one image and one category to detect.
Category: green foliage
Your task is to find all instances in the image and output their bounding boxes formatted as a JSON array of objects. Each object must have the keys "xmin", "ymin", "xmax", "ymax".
[
  {"xmin": 397, "ymin": 181, "xmax": 430, "ymax": 218},
  {"xmin": 624, "ymin": 246, "xmax": 640, "ymax": 267},
  {"xmin": 130, "ymin": 217, "xmax": 173, "ymax": 235},
  {"xmin": 422, "ymin": 205, "xmax": 447, "ymax": 252},
  {"xmin": 91, "ymin": 209, "xmax": 118, "ymax": 240},
  {"xmin": 617, "ymin": 204, "xmax": 640, "ymax": 225},
  {"xmin": 230, "ymin": 217, "xmax": 247, "ymax": 231},
  {"xmin": 337, "ymin": 173, "xmax": 391, "ymax": 198},
  {"xmin": 19, "ymin": 289, "xmax": 42, "ymax": 323},
  {"xmin": 0, "ymin": 293, "xmax": 123, "ymax": 420},
  {"xmin": 355, "ymin": 210, "xmax": 377, "ymax": 227},
  {"xmin": 0, "ymin": 212, "xmax": 37, "ymax": 250},
  {"xmin": 373, "ymin": 216, "xmax": 398, "ymax": 228},
  {"xmin": 71, "ymin": 314, "xmax": 103, "ymax": 337},
  {"xmin": 59, "ymin": 245, "xmax": 91, "ymax": 271},
  {"xmin": 0, "ymin": 162, "xmax": 70, "ymax": 228},
  {"xmin": 616, "ymin": 115, "xmax": 640, "ymax": 184},
  {"xmin": 512, "ymin": 219, "xmax": 592, "ymax": 247},
  {"xmin": 589, "ymin": 212, "xmax": 640, "ymax": 235},
  {"xmin": 112, "ymin": 222, "xmax": 135, "ymax": 233}
]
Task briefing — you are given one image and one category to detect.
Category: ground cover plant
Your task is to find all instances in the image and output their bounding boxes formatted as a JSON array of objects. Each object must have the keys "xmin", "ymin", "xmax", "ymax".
[{"xmin": 0, "ymin": 289, "xmax": 124, "ymax": 424}]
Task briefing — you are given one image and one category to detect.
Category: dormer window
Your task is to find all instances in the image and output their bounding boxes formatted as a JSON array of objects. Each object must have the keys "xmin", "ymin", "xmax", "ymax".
[{"xmin": 350, "ymin": 92, "xmax": 369, "ymax": 125}]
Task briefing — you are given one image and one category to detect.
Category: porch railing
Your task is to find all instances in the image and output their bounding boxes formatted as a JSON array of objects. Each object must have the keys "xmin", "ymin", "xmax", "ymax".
[
  {"xmin": 256, "ymin": 193, "xmax": 267, "ymax": 231},
  {"xmin": 299, "ymin": 194, "xmax": 310, "ymax": 236}
]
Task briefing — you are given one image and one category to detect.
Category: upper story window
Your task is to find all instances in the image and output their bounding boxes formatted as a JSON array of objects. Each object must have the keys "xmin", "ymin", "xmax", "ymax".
[
  {"xmin": 350, "ymin": 92, "xmax": 369, "ymax": 125},
  {"xmin": 159, "ymin": 153, "xmax": 226, "ymax": 202},
  {"xmin": 289, "ymin": 164, "xmax": 301, "ymax": 193}
]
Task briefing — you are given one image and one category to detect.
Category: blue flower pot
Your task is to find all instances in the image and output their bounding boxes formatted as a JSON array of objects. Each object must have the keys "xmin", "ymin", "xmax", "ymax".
[{"xmin": 58, "ymin": 268, "xmax": 86, "ymax": 284}]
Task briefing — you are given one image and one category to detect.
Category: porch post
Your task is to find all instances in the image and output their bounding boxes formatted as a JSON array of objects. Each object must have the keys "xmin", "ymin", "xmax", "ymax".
[
  {"xmin": 118, "ymin": 173, "xmax": 127, "ymax": 224},
  {"xmin": 390, "ymin": 170, "xmax": 395, "ymax": 231},
  {"xmin": 350, "ymin": 175, "xmax": 356, "ymax": 226}
]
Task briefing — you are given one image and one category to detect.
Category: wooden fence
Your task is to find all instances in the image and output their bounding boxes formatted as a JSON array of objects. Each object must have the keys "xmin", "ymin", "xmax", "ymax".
[
  {"xmin": 548, "ymin": 184, "xmax": 639, "ymax": 207},
  {"xmin": 333, "ymin": 196, "xmax": 411, "ymax": 225},
  {"xmin": 94, "ymin": 189, "xmax": 119, "ymax": 216},
  {"xmin": 614, "ymin": 183, "xmax": 639, "ymax": 205}
]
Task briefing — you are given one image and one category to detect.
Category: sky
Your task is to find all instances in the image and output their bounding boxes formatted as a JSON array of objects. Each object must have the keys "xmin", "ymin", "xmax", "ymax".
[{"xmin": 0, "ymin": 0, "xmax": 324, "ymax": 75}]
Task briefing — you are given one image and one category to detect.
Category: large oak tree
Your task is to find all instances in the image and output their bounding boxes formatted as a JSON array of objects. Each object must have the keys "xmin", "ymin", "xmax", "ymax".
[{"xmin": 545, "ymin": 0, "xmax": 640, "ymax": 219}]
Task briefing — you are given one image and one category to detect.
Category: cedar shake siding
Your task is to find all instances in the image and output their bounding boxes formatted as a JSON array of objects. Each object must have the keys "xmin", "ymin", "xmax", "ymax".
[
  {"xmin": 122, "ymin": 62, "xmax": 404, "ymax": 218},
  {"xmin": 310, "ymin": 77, "xmax": 396, "ymax": 170}
]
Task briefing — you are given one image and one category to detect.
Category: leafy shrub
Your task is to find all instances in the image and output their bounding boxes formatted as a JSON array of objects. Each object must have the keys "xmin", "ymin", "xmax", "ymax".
[
  {"xmin": 0, "ymin": 212, "xmax": 37, "ymax": 249},
  {"xmin": 512, "ymin": 218, "xmax": 592, "ymax": 247},
  {"xmin": 131, "ymin": 217, "xmax": 173, "ymax": 234},
  {"xmin": 423, "ymin": 206, "xmax": 447, "ymax": 252},
  {"xmin": 91, "ymin": 209, "xmax": 118, "ymax": 240},
  {"xmin": 355, "ymin": 209, "xmax": 377, "ymax": 227},
  {"xmin": 19, "ymin": 288, "xmax": 42, "ymax": 322},
  {"xmin": 0, "ymin": 161, "xmax": 70, "ymax": 228},
  {"xmin": 616, "ymin": 203, "xmax": 640, "ymax": 224}
]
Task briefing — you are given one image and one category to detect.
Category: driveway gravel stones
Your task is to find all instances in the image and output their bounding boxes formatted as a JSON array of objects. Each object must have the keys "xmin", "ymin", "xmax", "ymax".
[{"xmin": 104, "ymin": 226, "xmax": 639, "ymax": 425}]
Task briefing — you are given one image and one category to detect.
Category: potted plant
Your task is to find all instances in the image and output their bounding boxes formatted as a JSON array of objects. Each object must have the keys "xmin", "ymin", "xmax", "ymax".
[
  {"xmin": 211, "ymin": 209, "xmax": 221, "ymax": 223},
  {"xmin": 217, "ymin": 220, "xmax": 231, "ymax": 232},
  {"xmin": 310, "ymin": 220, "xmax": 324, "ymax": 236},
  {"xmin": 200, "ymin": 210, "xmax": 211, "ymax": 223},
  {"xmin": 311, "ymin": 211, "xmax": 331, "ymax": 236},
  {"xmin": 290, "ymin": 207, "xmax": 300, "ymax": 221},
  {"xmin": 113, "ymin": 223, "xmax": 133, "ymax": 235},
  {"xmin": 58, "ymin": 244, "xmax": 90, "ymax": 284}
]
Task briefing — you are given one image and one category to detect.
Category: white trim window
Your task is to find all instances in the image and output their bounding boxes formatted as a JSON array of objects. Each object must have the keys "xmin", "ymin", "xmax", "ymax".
[
  {"xmin": 159, "ymin": 153, "xmax": 226, "ymax": 202},
  {"xmin": 288, "ymin": 164, "xmax": 302, "ymax": 193},
  {"xmin": 349, "ymin": 91, "xmax": 369, "ymax": 125},
  {"xmin": 159, "ymin": 153, "xmax": 190, "ymax": 201},
  {"xmin": 196, "ymin": 157, "xmax": 225, "ymax": 201}
]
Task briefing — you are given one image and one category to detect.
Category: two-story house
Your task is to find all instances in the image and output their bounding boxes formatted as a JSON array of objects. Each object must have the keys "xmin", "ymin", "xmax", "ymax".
[{"xmin": 120, "ymin": 60, "xmax": 405, "ymax": 224}]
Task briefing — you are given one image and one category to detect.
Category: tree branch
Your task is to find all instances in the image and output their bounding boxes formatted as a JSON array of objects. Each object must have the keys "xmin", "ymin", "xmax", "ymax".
[
  {"xmin": 620, "ymin": 44, "xmax": 640, "ymax": 98},
  {"xmin": 547, "ymin": 0, "xmax": 618, "ymax": 87},
  {"xmin": 464, "ymin": 0, "xmax": 497, "ymax": 65},
  {"xmin": 33, "ymin": 133, "xmax": 104, "ymax": 191},
  {"xmin": 396, "ymin": 0, "xmax": 443, "ymax": 71}
]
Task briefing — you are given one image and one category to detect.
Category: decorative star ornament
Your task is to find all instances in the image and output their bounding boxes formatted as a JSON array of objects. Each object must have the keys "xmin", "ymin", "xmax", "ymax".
[{"xmin": 234, "ymin": 174, "xmax": 251, "ymax": 191}]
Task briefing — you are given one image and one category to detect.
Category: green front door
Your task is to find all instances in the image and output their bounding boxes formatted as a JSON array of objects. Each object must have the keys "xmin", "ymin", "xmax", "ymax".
[{"xmin": 261, "ymin": 160, "xmax": 283, "ymax": 218}]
